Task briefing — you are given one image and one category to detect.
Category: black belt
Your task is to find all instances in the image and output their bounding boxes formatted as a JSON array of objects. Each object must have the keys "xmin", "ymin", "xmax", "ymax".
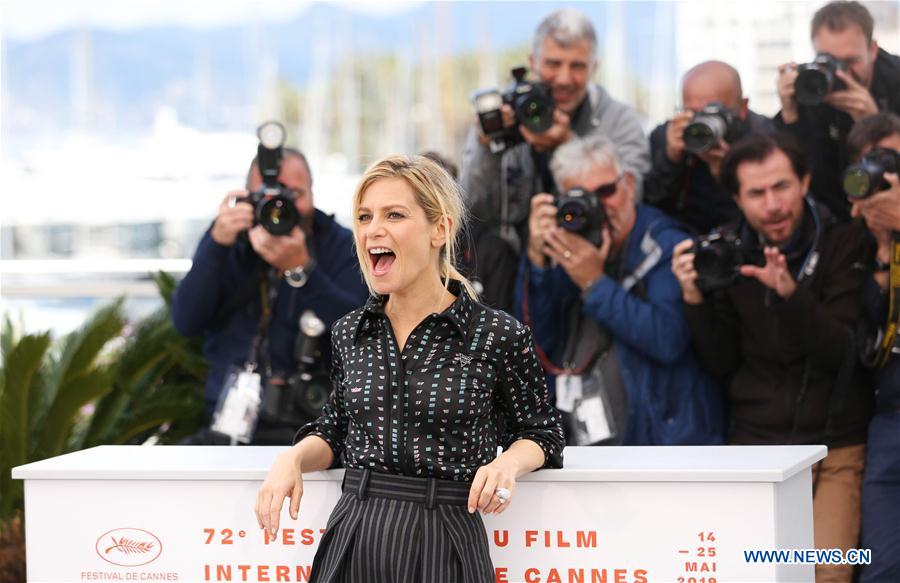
[{"xmin": 343, "ymin": 468, "xmax": 472, "ymax": 509}]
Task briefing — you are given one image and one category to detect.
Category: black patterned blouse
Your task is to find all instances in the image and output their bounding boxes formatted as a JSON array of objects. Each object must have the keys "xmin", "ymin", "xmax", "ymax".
[{"xmin": 293, "ymin": 281, "xmax": 564, "ymax": 481}]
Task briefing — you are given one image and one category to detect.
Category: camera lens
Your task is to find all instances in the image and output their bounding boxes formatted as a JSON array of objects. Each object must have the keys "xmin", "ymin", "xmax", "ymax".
[
  {"xmin": 795, "ymin": 69, "xmax": 830, "ymax": 106},
  {"xmin": 684, "ymin": 113, "xmax": 727, "ymax": 154},
  {"xmin": 516, "ymin": 94, "xmax": 554, "ymax": 133},
  {"xmin": 523, "ymin": 99, "xmax": 543, "ymax": 123},
  {"xmin": 842, "ymin": 150, "xmax": 898, "ymax": 201},
  {"xmin": 684, "ymin": 122, "xmax": 716, "ymax": 154},
  {"xmin": 842, "ymin": 167, "xmax": 873, "ymax": 200},
  {"xmin": 557, "ymin": 200, "xmax": 588, "ymax": 232},
  {"xmin": 258, "ymin": 197, "xmax": 299, "ymax": 236}
]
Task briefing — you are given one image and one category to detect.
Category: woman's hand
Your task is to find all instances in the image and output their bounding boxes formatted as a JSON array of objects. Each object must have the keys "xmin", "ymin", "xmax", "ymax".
[
  {"xmin": 467, "ymin": 455, "xmax": 519, "ymax": 516},
  {"xmin": 255, "ymin": 449, "xmax": 304, "ymax": 537}
]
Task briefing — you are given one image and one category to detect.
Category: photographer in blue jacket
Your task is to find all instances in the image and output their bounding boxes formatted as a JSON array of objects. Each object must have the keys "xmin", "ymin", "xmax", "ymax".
[{"xmin": 515, "ymin": 134, "xmax": 724, "ymax": 446}]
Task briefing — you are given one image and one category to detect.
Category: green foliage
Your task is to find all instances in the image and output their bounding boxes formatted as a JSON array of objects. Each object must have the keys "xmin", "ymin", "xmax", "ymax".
[
  {"xmin": 82, "ymin": 298, "xmax": 207, "ymax": 448},
  {"xmin": 0, "ymin": 271, "xmax": 208, "ymax": 524},
  {"xmin": 0, "ymin": 332, "xmax": 51, "ymax": 520},
  {"xmin": 31, "ymin": 301, "xmax": 126, "ymax": 461}
]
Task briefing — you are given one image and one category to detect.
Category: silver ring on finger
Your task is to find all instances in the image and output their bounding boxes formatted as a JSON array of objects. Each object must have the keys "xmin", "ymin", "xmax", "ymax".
[
  {"xmin": 494, "ymin": 487, "xmax": 511, "ymax": 503},
  {"xmin": 563, "ymin": 250, "xmax": 572, "ymax": 260},
  {"xmin": 228, "ymin": 195, "xmax": 238, "ymax": 209}
]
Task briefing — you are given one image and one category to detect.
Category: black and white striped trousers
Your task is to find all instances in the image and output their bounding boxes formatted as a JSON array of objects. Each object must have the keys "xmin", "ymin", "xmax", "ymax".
[{"xmin": 309, "ymin": 468, "xmax": 494, "ymax": 583}]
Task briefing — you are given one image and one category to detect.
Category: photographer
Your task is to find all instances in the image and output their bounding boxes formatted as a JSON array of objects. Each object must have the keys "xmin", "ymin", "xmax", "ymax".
[
  {"xmin": 845, "ymin": 112, "xmax": 900, "ymax": 583},
  {"xmin": 460, "ymin": 8, "xmax": 650, "ymax": 260},
  {"xmin": 172, "ymin": 144, "xmax": 368, "ymax": 444},
  {"xmin": 515, "ymin": 134, "xmax": 724, "ymax": 447},
  {"xmin": 644, "ymin": 60, "xmax": 773, "ymax": 235},
  {"xmin": 672, "ymin": 132, "xmax": 872, "ymax": 583},
  {"xmin": 775, "ymin": 0, "xmax": 900, "ymax": 222}
]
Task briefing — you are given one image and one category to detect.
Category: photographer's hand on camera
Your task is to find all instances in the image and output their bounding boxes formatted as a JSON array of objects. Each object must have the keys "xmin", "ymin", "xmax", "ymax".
[
  {"xmin": 777, "ymin": 63, "xmax": 800, "ymax": 124},
  {"xmin": 739, "ymin": 246, "xmax": 798, "ymax": 299},
  {"xmin": 248, "ymin": 225, "xmax": 311, "ymax": 272},
  {"xmin": 697, "ymin": 140, "xmax": 730, "ymax": 180},
  {"xmin": 520, "ymin": 108, "xmax": 573, "ymax": 153},
  {"xmin": 870, "ymin": 228, "xmax": 893, "ymax": 291},
  {"xmin": 824, "ymin": 68, "xmax": 879, "ymax": 122},
  {"xmin": 211, "ymin": 191, "xmax": 255, "ymax": 246},
  {"xmin": 475, "ymin": 104, "xmax": 517, "ymax": 146},
  {"xmin": 671, "ymin": 239, "xmax": 704, "ymax": 305},
  {"xmin": 543, "ymin": 225, "xmax": 610, "ymax": 290},
  {"xmin": 527, "ymin": 194, "xmax": 558, "ymax": 268},
  {"xmin": 665, "ymin": 110, "xmax": 694, "ymax": 163},
  {"xmin": 851, "ymin": 172, "xmax": 900, "ymax": 233}
]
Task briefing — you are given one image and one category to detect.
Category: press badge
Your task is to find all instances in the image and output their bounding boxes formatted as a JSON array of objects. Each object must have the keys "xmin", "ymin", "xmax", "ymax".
[
  {"xmin": 555, "ymin": 373, "xmax": 583, "ymax": 413},
  {"xmin": 573, "ymin": 396, "xmax": 613, "ymax": 444},
  {"xmin": 210, "ymin": 368, "xmax": 262, "ymax": 444},
  {"xmin": 570, "ymin": 369, "xmax": 618, "ymax": 445}
]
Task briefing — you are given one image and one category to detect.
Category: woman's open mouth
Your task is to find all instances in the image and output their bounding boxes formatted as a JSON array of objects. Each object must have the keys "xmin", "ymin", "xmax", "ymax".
[{"xmin": 369, "ymin": 247, "xmax": 396, "ymax": 277}]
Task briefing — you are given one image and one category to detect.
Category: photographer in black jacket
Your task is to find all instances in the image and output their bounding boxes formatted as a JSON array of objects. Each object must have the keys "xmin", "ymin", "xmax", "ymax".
[
  {"xmin": 775, "ymin": 1, "xmax": 900, "ymax": 222},
  {"xmin": 645, "ymin": 61, "xmax": 772, "ymax": 235},
  {"xmin": 672, "ymin": 132, "xmax": 872, "ymax": 583}
]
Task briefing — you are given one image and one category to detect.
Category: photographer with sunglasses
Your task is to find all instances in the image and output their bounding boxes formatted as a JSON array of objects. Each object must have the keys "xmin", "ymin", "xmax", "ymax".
[{"xmin": 515, "ymin": 134, "xmax": 725, "ymax": 447}]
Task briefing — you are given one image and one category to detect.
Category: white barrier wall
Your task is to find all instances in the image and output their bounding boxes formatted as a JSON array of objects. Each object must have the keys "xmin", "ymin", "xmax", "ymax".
[{"xmin": 12, "ymin": 445, "xmax": 825, "ymax": 583}]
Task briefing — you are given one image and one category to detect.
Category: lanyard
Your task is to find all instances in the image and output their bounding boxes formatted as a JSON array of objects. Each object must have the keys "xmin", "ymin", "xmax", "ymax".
[{"xmin": 874, "ymin": 233, "xmax": 900, "ymax": 368}]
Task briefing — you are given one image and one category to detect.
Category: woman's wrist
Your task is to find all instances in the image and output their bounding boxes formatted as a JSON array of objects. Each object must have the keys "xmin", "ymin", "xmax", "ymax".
[
  {"xmin": 494, "ymin": 451, "xmax": 522, "ymax": 477},
  {"xmin": 288, "ymin": 443, "xmax": 306, "ymax": 471},
  {"xmin": 502, "ymin": 439, "xmax": 546, "ymax": 477}
]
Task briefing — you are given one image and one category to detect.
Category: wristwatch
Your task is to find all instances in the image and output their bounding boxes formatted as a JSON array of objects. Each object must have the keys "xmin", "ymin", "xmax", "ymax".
[{"xmin": 284, "ymin": 260, "xmax": 316, "ymax": 288}]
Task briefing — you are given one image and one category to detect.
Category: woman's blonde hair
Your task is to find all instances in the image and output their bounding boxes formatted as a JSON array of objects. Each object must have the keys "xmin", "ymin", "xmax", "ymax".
[{"xmin": 352, "ymin": 154, "xmax": 478, "ymax": 300}]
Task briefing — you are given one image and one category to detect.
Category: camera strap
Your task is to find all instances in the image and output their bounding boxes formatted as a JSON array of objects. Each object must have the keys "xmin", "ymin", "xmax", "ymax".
[
  {"xmin": 521, "ymin": 274, "xmax": 597, "ymax": 376},
  {"xmin": 678, "ymin": 157, "xmax": 695, "ymax": 212},
  {"xmin": 874, "ymin": 233, "xmax": 900, "ymax": 368},
  {"xmin": 531, "ymin": 148, "xmax": 557, "ymax": 196},
  {"xmin": 795, "ymin": 197, "xmax": 824, "ymax": 283},
  {"xmin": 499, "ymin": 153, "xmax": 517, "ymax": 249},
  {"xmin": 621, "ymin": 227, "xmax": 662, "ymax": 291},
  {"xmin": 245, "ymin": 268, "xmax": 281, "ymax": 376},
  {"xmin": 522, "ymin": 232, "xmax": 650, "ymax": 376},
  {"xmin": 209, "ymin": 254, "xmax": 266, "ymax": 329}
]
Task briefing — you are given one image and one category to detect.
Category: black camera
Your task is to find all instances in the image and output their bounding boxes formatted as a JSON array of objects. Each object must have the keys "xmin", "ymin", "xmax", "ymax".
[
  {"xmin": 473, "ymin": 66, "xmax": 555, "ymax": 153},
  {"xmin": 261, "ymin": 310, "xmax": 331, "ymax": 426},
  {"xmin": 683, "ymin": 102, "xmax": 743, "ymax": 154},
  {"xmin": 691, "ymin": 231, "xmax": 762, "ymax": 292},
  {"xmin": 795, "ymin": 53, "xmax": 848, "ymax": 107},
  {"xmin": 556, "ymin": 188, "xmax": 609, "ymax": 247},
  {"xmin": 236, "ymin": 121, "xmax": 300, "ymax": 236},
  {"xmin": 843, "ymin": 148, "xmax": 900, "ymax": 200}
]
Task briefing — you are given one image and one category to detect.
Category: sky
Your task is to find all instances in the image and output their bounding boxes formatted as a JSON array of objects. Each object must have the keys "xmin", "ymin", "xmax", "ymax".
[{"xmin": 0, "ymin": 0, "xmax": 424, "ymax": 41}]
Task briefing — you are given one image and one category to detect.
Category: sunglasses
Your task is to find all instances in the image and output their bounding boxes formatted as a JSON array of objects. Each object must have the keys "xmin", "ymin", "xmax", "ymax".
[{"xmin": 587, "ymin": 174, "xmax": 623, "ymax": 199}]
